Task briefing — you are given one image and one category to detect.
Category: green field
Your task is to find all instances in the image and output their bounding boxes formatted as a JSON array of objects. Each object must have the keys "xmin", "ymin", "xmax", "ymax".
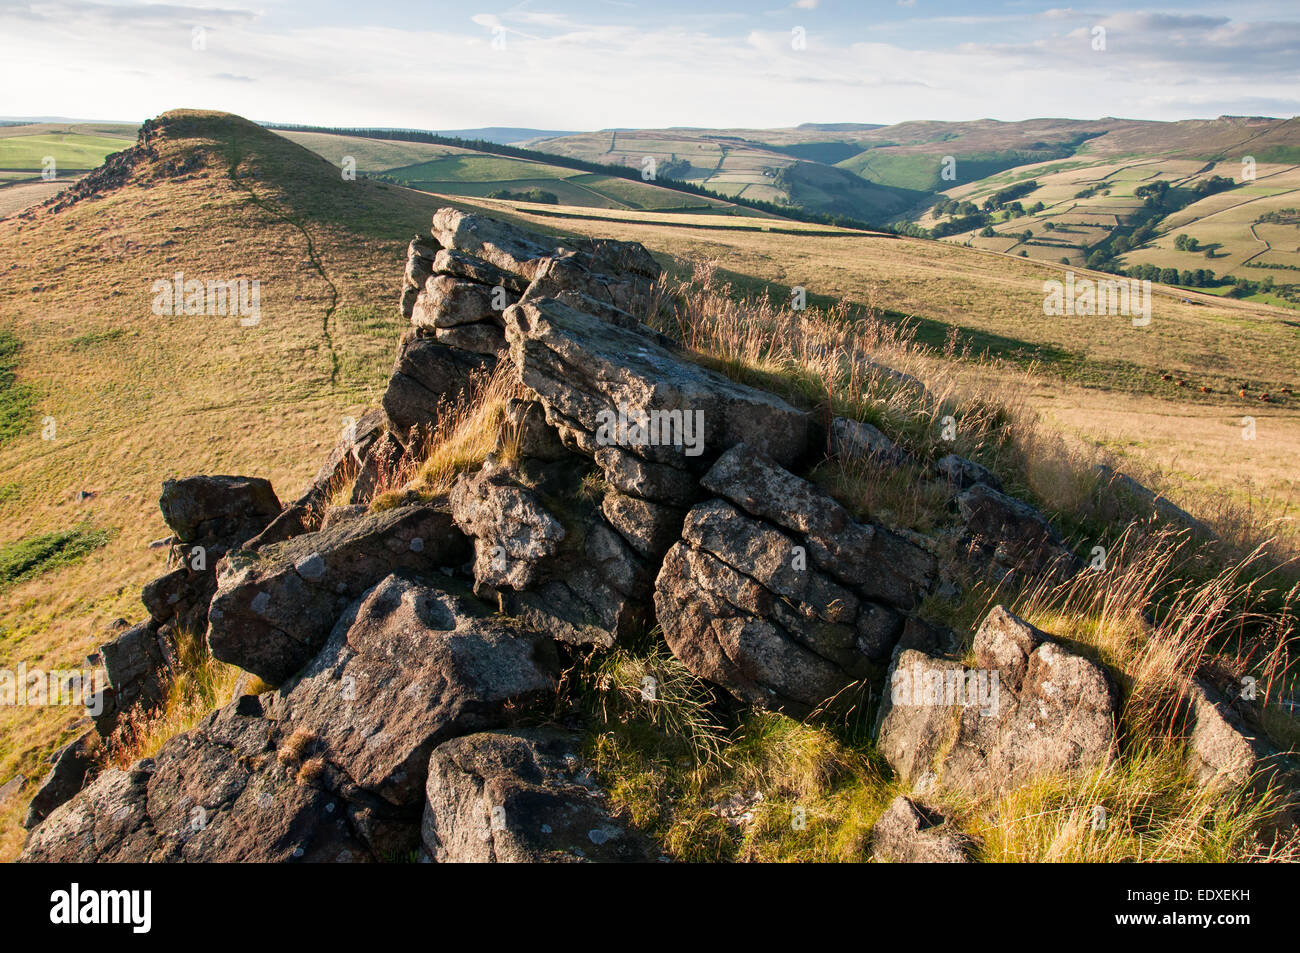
[
  {"xmin": 281, "ymin": 134, "xmax": 747, "ymax": 215},
  {"xmin": 0, "ymin": 131, "xmax": 134, "ymax": 171}
]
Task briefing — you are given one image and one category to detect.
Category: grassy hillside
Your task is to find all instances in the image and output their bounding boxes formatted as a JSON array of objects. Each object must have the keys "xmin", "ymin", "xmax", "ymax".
[
  {"xmin": 0, "ymin": 109, "xmax": 445, "ymax": 855},
  {"xmin": 1, "ymin": 110, "xmax": 1297, "ymax": 860},
  {"xmin": 276, "ymin": 128, "xmax": 755, "ymax": 216},
  {"xmin": 527, "ymin": 127, "xmax": 916, "ymax": 221}
]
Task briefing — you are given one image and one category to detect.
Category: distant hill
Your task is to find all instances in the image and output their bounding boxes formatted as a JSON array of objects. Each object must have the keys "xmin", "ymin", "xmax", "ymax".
[
  {"xmin": 433, "ymin": 127, "xmax": 579, "ymax": 144},
  {"xmin": 531, "ymin": 116, "xmax": 1300, "ymax": 297}
]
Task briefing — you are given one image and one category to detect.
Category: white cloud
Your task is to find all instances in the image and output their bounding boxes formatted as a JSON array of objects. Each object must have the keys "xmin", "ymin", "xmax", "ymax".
[{"xmin": 0, "ymin": 4, "xmax": 1295, "ymax": 127}]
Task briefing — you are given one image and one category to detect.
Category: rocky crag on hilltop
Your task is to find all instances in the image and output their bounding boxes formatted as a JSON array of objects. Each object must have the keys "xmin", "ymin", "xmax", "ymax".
[{"xmin": 20, "ymin": 209, "xmax": 1296, "ymax": 862}]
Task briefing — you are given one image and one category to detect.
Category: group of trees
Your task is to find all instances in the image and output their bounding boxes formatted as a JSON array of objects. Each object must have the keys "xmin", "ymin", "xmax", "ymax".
[
  {"xmin": 1192, "ymin": 175, "xmax": 1235, "ymax": 197},
  {"xmin": 1258, "ymin": 208, "xmax": 1300, "ymax": 225},
  {"xmin": 486, "ymin": 188, "xmax": 558, "ymax": 203},
  {"xmin": 656, "ymin": 157, "xmax": 692, "ymax": 180},
  {"xmin": 1173, "ymin": 233, "xmax": 1201, "ymax": 252},
  {"xmin": 1134, "ymin": 179, "xmax": 1172, "ymax": 208},
  {"xmin": 982, "ymin": 180, "xmax": 1038, "ymax": 210},
  {"xmin": 1123, "ymin": 263, "xmax": 1220, "ymax": 287},
  {"xmin": 1120, "ymin": 263, "xmax": 1280, "ymax": 296},
  {"xmin": 931, "ymin": 197, "xmax": 981, "ymax": 218}
]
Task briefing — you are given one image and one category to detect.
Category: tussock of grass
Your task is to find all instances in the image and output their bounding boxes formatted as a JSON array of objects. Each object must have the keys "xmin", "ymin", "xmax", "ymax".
[
  {"xmin": 965, "ymin": 752, "xmax": 1299, "ymax": 862},
  {"xmin": 371, "ymin": 362, "xmax": 523, "ymax": 509},
  {"xmin": 578, "ymin": 639, "xmax": 898, "ymax": 861},
  {"xmin": 0, "ymin": 526, "xmax": 113, "ymax": 590},
  {"xmin": 104, "ymin": 628, "xmax": 252, "ymax": 768}
]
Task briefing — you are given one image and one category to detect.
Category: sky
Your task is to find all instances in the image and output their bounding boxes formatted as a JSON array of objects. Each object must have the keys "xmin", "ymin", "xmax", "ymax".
[{"xmin": 1, "ymin": 0, "xmax": 1297, "ymax": 130}]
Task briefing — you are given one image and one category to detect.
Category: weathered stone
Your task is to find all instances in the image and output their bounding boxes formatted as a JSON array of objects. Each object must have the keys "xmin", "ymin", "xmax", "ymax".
[
  {"xmin": 431, "ymin": 248, "xmax": 528, "ymax": 294},
  {"xmin": 935, "ymin": 453, "xmax": 1003, "ymax": 493},
  {"xmin": 277, "ymin": 574, "xmax": 559, "ymax": 810},
  {"xmin": 23, "ymin": 574, "xmax": 558, "ymax": 862},
  {"xmin": 498, "ymin": 400, "xmax": 570, "ymax": 462},
  {"xmin": 23, "ymin": 730, "xmax": 98, "ymax": 830},
  {"xmin": 423, "ymin": 729, "xmax": 655, "ymax": 863},
  {"xmin": 405, "ymin": 251, "xmax": 434, "ymax": 294},
  {"xmin": 656, "ymin": 494, "xmax": 905, "ymax": 715},
  {"xmin": 381, "ymin": 330, "xmax": 495, "ymax": 447},
  {"xmin": 141, "ymin": 566, "xmax": 187, "ymax": 619},
  {"xmin": 206, "ymin": 504, "xmax": 469, "ymax": 684},
  {"xmin": 99, "ymin": 620, "xmax": 174, "ymax": 719},
  {"xmin": 871, "ymin": 796, "xmax": 971, "ymax": 863},
  {"xmin": 957, "ymin": 483, "xmax": 1080, "ymax": 580},
  {"xmin": 412, "ymin": 275, "xmax": 507, "ymax": 330},
  {"xmin": 876, "ymin": 606, "xmax": 1118, "ymax": 796},
  {"xmin": 593, "ymin": 445, "xmax": 698, "ymax": 505},
  {"xmin": 701, "ymin": 445, "xmax": 934, "ymax": 608},
  {"xmin": 434, "ymin": 320, "xmax": 507, "ymax": 356},
  {"xmin": 348, "ymin": 431, "xmax": 405, "ymax": 505},
  {"xmin": 20, "ymin": 704, "xmax": 369, "ymax": 862},
  {"xmin": 158, "ymin": 475, "xmax": 281, "ymax": 546},
  {"xmin": 829, "ymin": 417, "xmax": 909, "ymax": 466},
  {"xmin": 400, "ymin": 284, "xmax": 419, "ymax": 320},
  {"xmin": 1183, "ymin": 680, "xmax": 1299, "ymax": 796},
  {"xmin": 450, "ymin": 458, "xmax": 648, "ymax": 648},
  {"xmin": 450, "ymin": 463, "xmax": 567, "ymax": 591},
  {"xmin": 431, "ymin": 208, "xmax": 562, "ymax": 281},
  {"xmin": 601, "ymin": 492, "xmax": 686, "ymax": 562},
  {"xmin": 521, "ymin": 254, "xmax": 652, "ymax": 326},
  {"xmin": 505, "ymin": 297, "xmax": 808, "ymax": 468},
  {"xmin": 1093, "ymin": 464, "xmax": 1217, "ymax": 539}
]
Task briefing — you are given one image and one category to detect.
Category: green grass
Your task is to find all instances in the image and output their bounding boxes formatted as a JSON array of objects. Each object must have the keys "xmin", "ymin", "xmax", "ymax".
[
  {"xmin": 0, "ymin": 526, "xmax": 113, "ymax": 590},
  {"xmin": 68, "ymin": 327, "xmax": 130, "ymax": 350},
  {"xmin": 0, "ymin": 330, "xmax": 34, "ymax": 447},
  {"xmin": 0, "ymin": 133, "xmax": 128, "ymax": 171}
]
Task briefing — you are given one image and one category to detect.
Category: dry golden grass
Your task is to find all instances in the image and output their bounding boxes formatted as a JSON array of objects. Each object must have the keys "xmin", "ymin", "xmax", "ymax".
[
  {"xmin": 102, "ymin": 627, "xmax": 252, "ymax": 770},
  {"xmin": 370, "ymin": 361, "xmax": 523, "ymax": 509}
]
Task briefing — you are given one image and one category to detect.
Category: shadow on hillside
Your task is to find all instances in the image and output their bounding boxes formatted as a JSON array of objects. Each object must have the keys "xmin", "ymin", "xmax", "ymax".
[{"xmin": 684, "ymin": 264, "xmax": 1080, "ymax": 367}]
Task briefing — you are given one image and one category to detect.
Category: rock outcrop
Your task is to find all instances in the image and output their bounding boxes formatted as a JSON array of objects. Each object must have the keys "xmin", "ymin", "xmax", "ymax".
[
  {"xmin": 207, "ymin": 503, "xmax": 467, "ymax": 684},
  {"xmin": 422, "ymin": 729, "xmax": 656, "ymax": 862},
  {"xmin": 23, "ymin": 574, "xmax": 557, "ymax": 862},
  {"xmin": 22, "ymin": 208, "xmax": 1181, "ymax": 864},
  {"xmin": 871, "ymin": 796, "xmax": 971, "ymax": 863},
  {"xmin": 655, "ymin": 445, "xmax": 934, "ymax": 716},
  {"xmin": 876, "ymin": 606, "xmax": 1118, "ymax": 796}
]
